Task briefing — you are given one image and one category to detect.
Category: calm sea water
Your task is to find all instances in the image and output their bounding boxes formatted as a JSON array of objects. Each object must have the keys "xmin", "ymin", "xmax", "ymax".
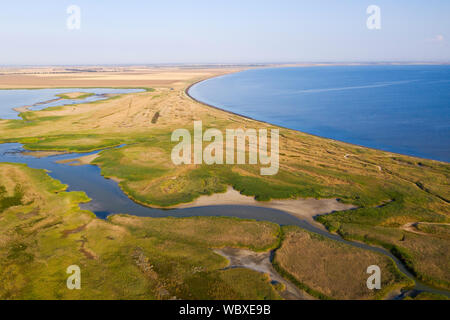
[{"xmin": 189, "ymin": 65, "xmax": 450, "ymax": 162}]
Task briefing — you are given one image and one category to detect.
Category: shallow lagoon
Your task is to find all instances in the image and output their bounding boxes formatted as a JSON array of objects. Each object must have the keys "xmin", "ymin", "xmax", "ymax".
[{"xmin": 0, "ymin": 88, "xmax": 144, "ymax": 120}]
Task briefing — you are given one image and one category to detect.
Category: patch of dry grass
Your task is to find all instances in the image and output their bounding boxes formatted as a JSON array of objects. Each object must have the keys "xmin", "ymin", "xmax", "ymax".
[
  {"xmin": 110, "ymin": 215, "xmax": 280, "ymax": 252},
  {"xmin": 273, "ymin": 226, "xmax": 412, "ymax": 300}
]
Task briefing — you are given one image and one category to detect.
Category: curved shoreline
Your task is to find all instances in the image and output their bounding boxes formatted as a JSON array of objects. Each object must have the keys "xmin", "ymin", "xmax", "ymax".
[
  {"xmin": 185, "ymin": 68, "xmax": 449, "ymax": 164},
  {"xmin": 183, "ymin": 71, "xmax": 450, "ymax": 297},
  {"xmin": 1, "ymin": 80, "xmax": 449, "ymax": 298},
  {"xmin": 185, "ymin": 75, "xmax": 265, "ymax": 124}
]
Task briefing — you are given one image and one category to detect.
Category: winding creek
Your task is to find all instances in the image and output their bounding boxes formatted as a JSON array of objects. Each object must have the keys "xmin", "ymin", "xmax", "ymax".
[
  {"xmin": 1, "ymin": 142, "xmax": 448, "ymax": 299},
  {"xmin": 0, "ymin": 88, "xmax": 449, "ymax": 299}
]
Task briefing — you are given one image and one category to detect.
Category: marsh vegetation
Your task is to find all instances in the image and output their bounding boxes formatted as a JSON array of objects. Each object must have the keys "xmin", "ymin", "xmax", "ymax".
[{"xmin": 0, "ymin": 67, "xmax": 448, "ymax": 298}]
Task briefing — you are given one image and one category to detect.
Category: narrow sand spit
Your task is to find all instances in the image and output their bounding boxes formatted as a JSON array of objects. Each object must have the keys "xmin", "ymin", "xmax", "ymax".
[
  {"xmin": 69, "ymin": 154, "xmax": 100, "ymax": 165},
  {"xmin": 55, "ymin": 154, "xmax": 100, "ymax": 166},
  {"xmin": 214, "ymin": 247, "xmax": 314, "ymax": 300},
  {"xmin": 13, "ymin": 106, "xmax": 31, "ymax": 113},
  {"xmin": 177, "ymin": 187, "xmax": 356, "ymax": 227},
  {"xmin": 22, "ymin": 150, "xmax": 67, "ymax": 158}
]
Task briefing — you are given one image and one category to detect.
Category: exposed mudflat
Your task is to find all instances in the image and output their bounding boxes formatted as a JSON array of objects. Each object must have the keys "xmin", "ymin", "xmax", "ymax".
[{"xmin": 214, "ymin": 247, "xmax": 314, "ymax": 300}]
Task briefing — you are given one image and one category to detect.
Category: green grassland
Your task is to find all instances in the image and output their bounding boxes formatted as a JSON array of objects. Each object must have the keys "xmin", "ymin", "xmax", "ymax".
[
  {"xmin": 0, "ymin": 163, "xmax": 283, "ymax": 299},
  {"xmin": 0, "ymin": 163, "xmax": 416, "ymax": 299},
  {"xmin": 0, "ymin": 82, "xmax": 448, "ymax": 292}
]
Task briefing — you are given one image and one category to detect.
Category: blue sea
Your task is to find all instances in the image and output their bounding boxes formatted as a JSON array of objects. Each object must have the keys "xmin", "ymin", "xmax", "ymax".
[{"xmin": 189, "ymin": 65, "xmax": 450, "ymax": 162}]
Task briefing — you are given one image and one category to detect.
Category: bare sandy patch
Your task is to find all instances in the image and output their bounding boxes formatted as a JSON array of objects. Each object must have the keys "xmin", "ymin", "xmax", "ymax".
[
  {"xmin": 402, "ymin": 222, "xmax": 428, "ymax": 235},
  {"xmin": 54, "ymin": 153, "xmax": 99, "ymax": 166},
  {"xmin": 77, "ymin": 153, "xmax": 100, "ymax": 164},
  {"xmin": 22, "ymin": 150, "xmax": 67, "ymax": 158},
  {"xmin": 72, "ymin": 154, "xmax": 100, "ymax": 165},
  {"xmin": 175, "ymin": 187, "xmax": 355, "ymax": 226},
  {"xmin": 214, "ymin": 247, "xmax": 314, "ymax": 300},
  {"xmin": 13, "ymin": 106, "xmax": 31, "ymax": 113}
]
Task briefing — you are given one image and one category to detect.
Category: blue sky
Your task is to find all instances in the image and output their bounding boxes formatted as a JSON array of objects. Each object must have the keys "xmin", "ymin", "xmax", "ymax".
[{"xmin": 0, "ymin": 0, "xmax": 449, "ymax": 65}]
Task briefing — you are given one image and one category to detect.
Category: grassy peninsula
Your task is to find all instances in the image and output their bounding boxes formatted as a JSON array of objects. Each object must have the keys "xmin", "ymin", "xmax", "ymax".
[{"xmin": 0, "ymin": 66, "xmax": 448, "ymax": 298}]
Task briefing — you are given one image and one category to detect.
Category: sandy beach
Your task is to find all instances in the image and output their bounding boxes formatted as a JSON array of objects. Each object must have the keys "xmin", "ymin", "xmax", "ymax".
[{"xmin": 176, "ymin": 187, "xmax": 355, "ymax": 227}]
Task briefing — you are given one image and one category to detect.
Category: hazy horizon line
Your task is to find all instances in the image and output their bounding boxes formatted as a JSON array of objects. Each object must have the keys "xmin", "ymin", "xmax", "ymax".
[{"xmin": 1, "ymin": 61, "xmax": 449, "ymax": 68}]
